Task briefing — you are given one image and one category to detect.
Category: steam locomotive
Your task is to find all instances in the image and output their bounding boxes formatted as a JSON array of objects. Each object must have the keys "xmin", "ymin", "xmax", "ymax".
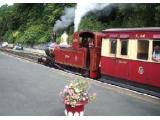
[{"xmin": 40, "ymin": 27, "xmax": 160, "ymax": 94}]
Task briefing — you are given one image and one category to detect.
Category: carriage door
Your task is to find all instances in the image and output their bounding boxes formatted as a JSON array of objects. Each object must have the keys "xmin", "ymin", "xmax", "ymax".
[
  {"xmin": 114, "ymin": 39, "xmax": 129, "ymax": 80},
  {"xmin": 89, "ymin": 36, "xmax": 101, "ymax": 79},
  {"xmin": 106, "ymin": 39, "xmax": 118, "ymax": 76}
]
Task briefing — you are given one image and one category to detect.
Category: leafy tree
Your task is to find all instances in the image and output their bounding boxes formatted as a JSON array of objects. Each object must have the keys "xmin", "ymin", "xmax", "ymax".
[
  {"xmin": 155, "ymin": 5, "xmax": 160, "ymax": 26},
  {"xmin": 79, "ymin": 16, "xmax": 107, "ymax": 32},
  {"xmin": 0, "ymin": 3, "xmax": 160, "ymax": 45}
]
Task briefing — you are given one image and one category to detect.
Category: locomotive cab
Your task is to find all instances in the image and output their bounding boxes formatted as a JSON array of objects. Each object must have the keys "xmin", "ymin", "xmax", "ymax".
[
  {"xmin": 79, "ymin": 32, "xmax": 95, "ymax": 69},
  {"xmin": 74, "ymin": 32, "xmax": 103, "ymax": 78},
  {"xmin": 79, "ymin": 32, "xmax": 95, "ymax": 48}
]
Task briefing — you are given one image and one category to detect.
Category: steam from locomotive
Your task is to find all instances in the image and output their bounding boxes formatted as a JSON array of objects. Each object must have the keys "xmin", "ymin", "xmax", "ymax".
[
  {"xmin": 53, "ymin": 7, "xmax": 75, "ymax": 32},
  {"xmin": 74, "ymin": 3, "xmax": 110, "ymax": 32},
  {"xmin": 53, "ymin": 3, "xmax": 110, "ymax": 32}
]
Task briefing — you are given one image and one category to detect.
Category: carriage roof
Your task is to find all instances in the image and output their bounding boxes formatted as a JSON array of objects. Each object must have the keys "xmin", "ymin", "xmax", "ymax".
[{"xmin": 103, "ymin": 27, "xmax": 160, "ymax": 32}]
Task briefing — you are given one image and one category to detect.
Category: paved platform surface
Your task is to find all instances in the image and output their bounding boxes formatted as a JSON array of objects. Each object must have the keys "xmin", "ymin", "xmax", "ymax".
[{"xmin": 0, "ymin": 51, "xmax": 160, "ymax": 116}]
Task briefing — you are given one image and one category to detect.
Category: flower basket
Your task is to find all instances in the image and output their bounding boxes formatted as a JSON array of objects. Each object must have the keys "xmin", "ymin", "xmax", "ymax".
[{"xmin": 60, "ymin": 79, "xmax": 96, "ymax": 116}]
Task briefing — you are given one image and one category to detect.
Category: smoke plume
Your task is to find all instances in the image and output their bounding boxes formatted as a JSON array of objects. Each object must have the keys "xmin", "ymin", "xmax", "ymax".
[
  {"xmin": 74, "ymin": 3, "xmax": 110, "ymax": 32},
  {"xmin": 53, "ymin": 3, "xmax": 111, "ymax": 32},
  {"xmin": 53, "ymin": 7, "xmax": 75, "ymax": 32}
]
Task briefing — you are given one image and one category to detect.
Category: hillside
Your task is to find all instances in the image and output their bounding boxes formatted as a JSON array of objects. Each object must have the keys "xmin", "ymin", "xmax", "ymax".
[{"xmin": 0, "ymin": 3, "xmax": 160, "ymax": 45}]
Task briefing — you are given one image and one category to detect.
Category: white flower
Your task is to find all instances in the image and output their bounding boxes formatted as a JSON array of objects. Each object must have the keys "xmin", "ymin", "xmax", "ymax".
[
  {"xmin": 82, "ymin": 98, "xmax": 86, "ymax": 101},
  {"xmin": 65, "ymin": 85, "xmax": 69, "ymax": 89}
]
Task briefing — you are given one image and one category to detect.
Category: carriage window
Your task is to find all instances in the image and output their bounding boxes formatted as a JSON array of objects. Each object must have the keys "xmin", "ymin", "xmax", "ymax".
[
  {"xmin": 110, "ymin": 39, "xmax": 117, "ymax": 54},
  {"xmin": 152, "ymin": 40, "xmax": 160, "ymax": 62},
  {"xmin": 137, "ymin": 40, "xmax": 149, "ymax": 60},
  {"xmin": 120, "ymin": 40, "xmax": 128, "ymax": 55}
]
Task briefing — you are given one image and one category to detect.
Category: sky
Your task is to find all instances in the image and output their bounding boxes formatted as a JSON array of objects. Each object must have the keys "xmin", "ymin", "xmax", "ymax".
[
  {"xmin": 0, "ymin": 0, "xmax": 160, "ymax": 8},
  {"xmin": 0, "ymin": 0, "xmax": 160, "ymax": 6},
  {"xmin": 0, "ymin": 3, "xmax": 13, "ymax": 7}
]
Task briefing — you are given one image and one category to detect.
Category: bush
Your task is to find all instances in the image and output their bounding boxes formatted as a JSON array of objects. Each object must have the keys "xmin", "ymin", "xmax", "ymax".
[
  {"xmin": 14, "ymin": 31, "xmax": 24, "ymax": 43},
  {"xmin": 3, "ymin": 31, "xmax": 15, "ymax": 43},
  {"xmin": 22, "ymin": 24, "xmax": 45, "ymax": 44},
  {"xmin": 38, "ymin": 34, "xmax": 50, "ymax": 44}
]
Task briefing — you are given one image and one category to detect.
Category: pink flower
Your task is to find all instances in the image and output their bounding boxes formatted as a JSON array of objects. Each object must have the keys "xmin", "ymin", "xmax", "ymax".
[
  {"xmin": 68, "ymin": 89, "xmax": 74, "ymax": 95},
  {"xmin": 82, "ymin": 97, "xmax": 86, "ymax": 101},
  {"xmin": 63, "ymin": 88, "xmax": 67, "ymax": 93},
  {"xmin": 66, "ymin": 102, "xmax": 70, "ymax": 104},
  {"xmin": 64, "ymin": 100, "xmax": 68, "ymax": 104}
]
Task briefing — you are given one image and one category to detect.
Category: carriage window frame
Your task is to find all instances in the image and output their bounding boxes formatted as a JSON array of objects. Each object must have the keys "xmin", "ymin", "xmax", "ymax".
[
  {"xmin": 109, "ymin": 39, "xmax": 117, "ymax": 55},
  {"xmin": 152, "ymin": 40, "xmax": 160, "ymax": 63},
  {"xmin": 137, "ymin": 40, "xmax": 149, "ymax": 60},
  {"xmin": 120, "ymin": 39, "xmax": 128, "ymax": 56}
]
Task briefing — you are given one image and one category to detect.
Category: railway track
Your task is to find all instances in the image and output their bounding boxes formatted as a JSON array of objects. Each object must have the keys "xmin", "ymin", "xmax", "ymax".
[
  {"xmin": 99, "ymin": 77, "xmax": 160, "ymax": 98},
  {"xmin": 0, "ymin": 47, "xmax": 159, "ymax": 98},
  {"xmin": 0, "ymin": 48, "xmax": 43, "ymax": 63}
]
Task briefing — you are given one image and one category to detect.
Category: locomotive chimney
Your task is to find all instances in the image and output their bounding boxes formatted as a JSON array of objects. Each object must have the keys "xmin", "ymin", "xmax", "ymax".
[
  {"xmin": 52, "ymin": 32, "xmax": 57, "ymax": 43},
  {"xmin": 59, "ymin": 31, "xmax": 69, "ymax": 47}
]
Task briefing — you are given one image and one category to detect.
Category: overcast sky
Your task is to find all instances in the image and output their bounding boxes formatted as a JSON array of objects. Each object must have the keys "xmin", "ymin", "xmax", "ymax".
[{"xmin": 0, "ymin": 3, "xmax": 13, "ymax": 7}]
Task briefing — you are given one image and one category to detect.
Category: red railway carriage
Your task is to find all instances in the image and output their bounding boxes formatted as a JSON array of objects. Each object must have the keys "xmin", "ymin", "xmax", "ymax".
[
  {"xmin": 54, "ymin": 32, "xmax": 104, "ymax": 79},
  {"xmin": 101, "ymin": 27, "xmax": 160, "ymax": 88}
]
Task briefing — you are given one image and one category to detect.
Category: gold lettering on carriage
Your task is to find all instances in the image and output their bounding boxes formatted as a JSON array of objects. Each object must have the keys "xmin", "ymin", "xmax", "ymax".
[
  {"xmin": 140, "ymin": 34, "xmax": 145, "ymax": 38},
  {"xmin": 138, "ymin": 66, "xmax": 144, "ymax": 75},
  {"xmin": 65, "ymin": 55, "xmax": 70, "ymax": 59},
  {"xmin": 136, "ymin": 34, "xmax": 145, "ymax": 38},
  {"xmin": 75, "ymin": 56, "xmax": 78, "ymax": 61},
  {"xmin": 118, "ymin": 60, "xmax": 127, "ymax": 64},
  {"xmin": 153, "ymin": 34, "xmax": 160, "ymax": 39}
]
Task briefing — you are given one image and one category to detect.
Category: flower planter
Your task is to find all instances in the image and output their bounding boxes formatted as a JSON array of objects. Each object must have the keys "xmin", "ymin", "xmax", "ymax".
[
  {"xmin": 60, "ymin": 79, "xmax": 96, "ymax": 116},
  {"xmin": 64, "ymin": 104, "xmax": 85, "ymax": 116}
]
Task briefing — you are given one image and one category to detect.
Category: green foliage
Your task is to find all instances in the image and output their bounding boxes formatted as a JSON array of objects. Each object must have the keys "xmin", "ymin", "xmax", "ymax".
[
  {"xmin": 0, "ymin": 3, "xmax": 75, "ymax": 44},
  {"xmin": 0, "ymin": 3, "xmax": 160, "ymax": 45},
  {"xmin": 22, "ymin": 24, "xmax": 45, "ymax": 44},
  {"xmin": 3, "ymin": 31, "xmax": 15, "ymax": 43},
  {"xmin": 37, "ymin": 31, "xmax": 51, "ymax": 44},
  {"xmin": 14, "ymin": 31, "xmax": 24, "ymax": 43},
  {"xmin": 155, "ymin": 6, "xmax": 160, "ymax": 26},
  {"xmin": 78, "ymin": 3, "xmax": 160, "ymax": 31},
  {"xmin": 79, "ymin": 16, "xmax": 107, "ymax": 32}
]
